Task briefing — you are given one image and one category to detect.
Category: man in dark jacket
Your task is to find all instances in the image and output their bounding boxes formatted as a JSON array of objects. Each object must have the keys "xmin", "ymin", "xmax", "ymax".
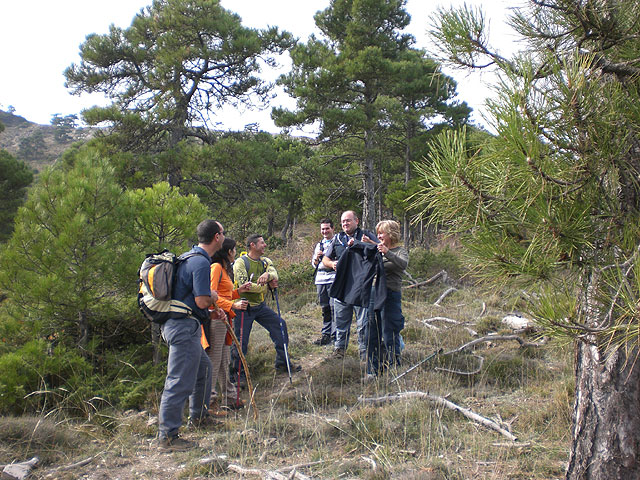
[{"xmin": 322, "ymin": 210, "xmax": 378, "ymax": 359}]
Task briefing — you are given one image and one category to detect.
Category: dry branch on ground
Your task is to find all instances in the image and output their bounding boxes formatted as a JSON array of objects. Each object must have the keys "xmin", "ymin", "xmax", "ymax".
[{"xmin": 359, "ymin": 392, "xmax": 518, "ymax": 441}]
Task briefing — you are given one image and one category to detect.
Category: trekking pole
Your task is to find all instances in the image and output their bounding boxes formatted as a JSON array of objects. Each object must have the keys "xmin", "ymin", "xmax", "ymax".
[
  {"xmin": 223, "ymin": 313, "xmax": 258, "ymax": 419},
  {"xmin": 236, "ymin": 306, "xmax": 245, "ymax": 406},
  {"xmin": 389, "ymin": 348, "xmax": 443, "ymax": 384},
  {"xmin": 273, "ymin": 288, "xmax": 292, "ymax": 384}
]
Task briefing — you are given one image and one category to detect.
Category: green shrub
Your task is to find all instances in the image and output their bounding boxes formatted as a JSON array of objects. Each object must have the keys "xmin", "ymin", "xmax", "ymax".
[
  {"xmin": 278, "ymin": 262, "xmax": 316, "ymax": 310},
  {"xmin": 0, "ymin": 340, "xmax": 91, "ymax": 415},
  {"xmin": 89, "ymin": 345, "xmax": 167, "ymax": 413},
  {"xmin": 0, "ymin": 340, "xmax": 167, "ymax": 416},
  {"xmin": 408, "ymin": 247, "xmax": 462, "ymax": 279}
]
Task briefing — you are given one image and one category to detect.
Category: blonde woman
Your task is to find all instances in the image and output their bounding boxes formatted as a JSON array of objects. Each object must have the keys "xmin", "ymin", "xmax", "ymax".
[{"xmin": 364, "ymin": 220, "xmax": 408, "ymax": 377}]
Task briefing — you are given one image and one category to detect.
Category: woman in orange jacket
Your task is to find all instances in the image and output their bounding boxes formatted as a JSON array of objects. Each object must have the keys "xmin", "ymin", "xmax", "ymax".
[{"xmin": 208, "ymin": 238, "xmax": 251, "ymax": 413}]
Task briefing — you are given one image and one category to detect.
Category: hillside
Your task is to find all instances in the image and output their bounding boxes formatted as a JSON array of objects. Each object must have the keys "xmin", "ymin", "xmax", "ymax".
[
  {"xmin": 0, "ymin": 243, "xmax": 572, "ymax": 479},
  {"xmin": 0, "ymin": 110, "xmax": 93, "ymax": 172}
]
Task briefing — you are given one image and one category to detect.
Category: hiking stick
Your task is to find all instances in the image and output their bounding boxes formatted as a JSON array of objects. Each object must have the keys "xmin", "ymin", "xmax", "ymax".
[
  {"xmin": 273, "ymin": 288, "xmax": 292, "ymax": 384},
  {"xmin": 224, "ymin": 313, "xmax": 258, "ymax": 419},
  {"xmin": 236, "ymin": 309, "xmax": 244, "ymax": 407},
  {"xmin": 388, "ymin": 348, "xmax": 443, "ymax": 384}
]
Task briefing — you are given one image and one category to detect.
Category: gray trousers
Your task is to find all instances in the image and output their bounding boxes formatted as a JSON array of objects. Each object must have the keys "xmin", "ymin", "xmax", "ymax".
[{"xmin": 158, "ymin": 317, "xmax": 211, "ymax": 439}]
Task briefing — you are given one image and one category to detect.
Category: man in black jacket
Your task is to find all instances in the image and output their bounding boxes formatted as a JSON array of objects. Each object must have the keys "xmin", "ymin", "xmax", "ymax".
[{"xmin": 322, "ymin": 210, "xmax": 378, "ymax": 359}]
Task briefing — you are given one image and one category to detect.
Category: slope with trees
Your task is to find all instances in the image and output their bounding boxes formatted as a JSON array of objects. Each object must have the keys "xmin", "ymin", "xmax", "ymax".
[{"xmin": 0, "ymin": 149, "xmax": 33, "ymax": 243}]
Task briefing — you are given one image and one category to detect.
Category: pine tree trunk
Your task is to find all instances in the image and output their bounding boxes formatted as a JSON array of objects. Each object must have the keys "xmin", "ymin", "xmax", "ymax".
[
  {"xmin": 362, "ymin": 129, "xmax": 376, "ymax": 230},
  {"xmin": 403, "ymin": 122, "xmax": 413, "ymax": 247},
  {"xmin": 567, "ymin": 269, "xmax": 640, "ymax": 478},
  {"xmin": 566, "ymin": 341, "xmax": 640, "ymax": 479},
  {"xmin": 78, "ymin": 311, "xmax": 88, "ymax": 349}
]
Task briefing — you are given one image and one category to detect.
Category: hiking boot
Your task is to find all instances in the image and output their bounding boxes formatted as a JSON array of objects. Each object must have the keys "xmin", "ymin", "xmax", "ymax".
[
  {"xmin": 208, "ymin": 401, "xmax": 229, "ymax": 417},
  {"xmin": 157, "ymin": 434, "xmax": 195, "ymax": 452},
  {"xmin": 186, "ymin": 415, "xmax": 222, "ymax": 429},
  {"xmin": 313, "ymin": 334, "xmax": 332, "ymax": 346},
  {"xmin": 276, "ymin": 362, "xmax": 302, "ymax": 374},
  {"xmin": 332, "ymin": 348, "xmax": 345, "ymax": 359},
  {"xmin": 224, "ymin": 399, "xmax": 245, "ymax": 410},
  {"xmin": 209, "ymin": 408, "xmax": 229, "ymax": 418}
]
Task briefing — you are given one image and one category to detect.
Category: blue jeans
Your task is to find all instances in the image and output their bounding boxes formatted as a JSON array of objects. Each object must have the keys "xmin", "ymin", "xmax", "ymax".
[
  {"xmin": 158, "ymin": 317, "xmax": 212, "ymax": 439},
  {"xmin": 316, "ymin": 283, "xmax": 335, "ymax": 336},
  {"xmin": 366, "ymin": 308, "xmax": 383, "ymax": 375},
  {"xmin": 333, "ymin": 298, "xmax": 368, "ymax": 357},
  {"xmin": 382, "ymin": 289, "xmax": 404, "ymax": 367},
  {"xmin": 366, "ymin": 289, "xmax": 404, "ymax": 374},
  {"xmin": 230, "ymin": 302, "xmax": 290, "ymax": 380}
]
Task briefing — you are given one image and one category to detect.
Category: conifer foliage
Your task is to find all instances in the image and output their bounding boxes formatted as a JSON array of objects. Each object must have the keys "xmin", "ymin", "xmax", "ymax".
[
  {"xmin": 274, "ymin": 0, "xmax": 468, "ymax": 229},
  {"xmin": 415, "ymin": 2, "xmax": 640, "ymax": 478},
  {"xmin": 65, "ymin": 0, "xmax": 293, "ymax": 150}
]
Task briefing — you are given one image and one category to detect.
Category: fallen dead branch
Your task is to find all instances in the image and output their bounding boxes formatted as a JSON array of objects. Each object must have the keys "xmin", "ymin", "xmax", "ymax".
[
  {"xmin": 227, "ymin": 463, "xmax": 313, "ymax": 480},
  {"xmin": 422, "ymin": 316, "xmax": 460, "ymax": 325},
  {"xmin": 403, "ymin": 270, "xmax": 448, "ymax": 290},
  {"xmin": 432, "ymin": 335, "xmax": 545, "ymax": 376},
  {"xmin": 492, "ymin": 442, "xmax": 532, "ymax": 448},
  {"xmin": 228, "ymin": 465, "xmax": 282, "ymax": 478},
  {"xmin": 434, "ymin": 287, "xmax": 457, "ymax": 306},
  {"xmin": 389, "ymin": 348, "xmax": 442, "ymax": 383},
  {"xmin": 435, "ymin": 354, "xmax": 484, "ymax": 376},
  {"xmin": 359, "ymin": 392, "xmax": 517, "ymax": 441},
  {"xmin": 442, "ymin": 334, "xmax": 546, "ymax": 356},
  {"xmin": 279, "ymin": 460, "xmax": 327, "ymax": 473},
  {"xmin": 40, "ymin": 452, "xmax": 103, "ymax": 476},
  {"xmin": 421, "ymin": 316, "xmax": 478, "ymax": 337}
]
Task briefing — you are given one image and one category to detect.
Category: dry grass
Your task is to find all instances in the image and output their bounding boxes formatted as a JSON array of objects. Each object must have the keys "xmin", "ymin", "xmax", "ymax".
[{"xmin": 183, "ymin": 277, "xmax": 572, "ymax": 479}]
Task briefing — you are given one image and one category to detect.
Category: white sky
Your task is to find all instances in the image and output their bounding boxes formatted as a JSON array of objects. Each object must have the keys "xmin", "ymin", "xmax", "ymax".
[{"xmin": 0, "ymin": 0, "xmax": 519, "ymax": 133}]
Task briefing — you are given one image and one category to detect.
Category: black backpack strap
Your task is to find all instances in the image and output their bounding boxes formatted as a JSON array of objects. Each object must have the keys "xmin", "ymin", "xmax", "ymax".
[{"xmin": 241, "ymin": 254, "xmax": 267, "ymax": 278}]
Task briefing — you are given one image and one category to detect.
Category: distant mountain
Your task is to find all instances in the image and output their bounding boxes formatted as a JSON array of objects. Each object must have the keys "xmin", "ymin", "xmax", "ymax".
[{"xmin": 0, "ymin": 110, "xmax": 94, "ymax": 172}]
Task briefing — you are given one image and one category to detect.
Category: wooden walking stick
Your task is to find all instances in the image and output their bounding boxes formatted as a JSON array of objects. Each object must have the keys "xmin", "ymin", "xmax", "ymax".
[{"xmin": 223, "ymin": 315, "xmax": 258, "ymax": 419}]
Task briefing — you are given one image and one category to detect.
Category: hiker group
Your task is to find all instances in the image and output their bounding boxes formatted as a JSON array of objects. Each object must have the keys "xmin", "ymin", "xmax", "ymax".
[
  {"xmin": 312, "ymin": 211, "xmax": 408, "ymax": 379},
  {"xmin": 151, "ymin": 212, "xmax": 407, "ymax": 451}
]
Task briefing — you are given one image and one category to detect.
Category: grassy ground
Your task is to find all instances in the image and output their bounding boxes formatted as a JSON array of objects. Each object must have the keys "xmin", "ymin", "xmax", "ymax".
[{"xmin": 1, "ymin": 239, "xmax": 573, "ymax": 479}]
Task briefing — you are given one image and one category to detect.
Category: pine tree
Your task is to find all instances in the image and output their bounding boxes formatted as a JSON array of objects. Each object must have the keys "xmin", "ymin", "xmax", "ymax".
[
  {"xmin": 0, "ymin": 150, "xmax": 33, "ymax": 243},
  {"xmin": 65, "ymin": 0, "xmax": 293, "ymax": 153},
  {"xmin": 415, "ymin": 2, "xmax": 640, "ymax": 477}
]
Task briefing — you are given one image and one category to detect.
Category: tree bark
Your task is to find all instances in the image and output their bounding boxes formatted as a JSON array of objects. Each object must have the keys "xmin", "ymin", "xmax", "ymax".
[
  {"xmin": 78, "ymin": 310, "xmax": 88, "ymax": 350},
  {"xmin": 566, "ymin": 340, "xmax": 640, "ymax": 479},
  {"xmin": 403, "ymin": 120, "xmax": 414, "ymax": 247},
  {"xmin": 362, "ymin": 129, "xmax": 376, "ymax": 230},
  {"xmin": 267, "ymin": 215, "xmax": 274, "ymax": 238},
  {"xmin": 567, "ymin": 269, "xmax": 640, "ymax": 479}
]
